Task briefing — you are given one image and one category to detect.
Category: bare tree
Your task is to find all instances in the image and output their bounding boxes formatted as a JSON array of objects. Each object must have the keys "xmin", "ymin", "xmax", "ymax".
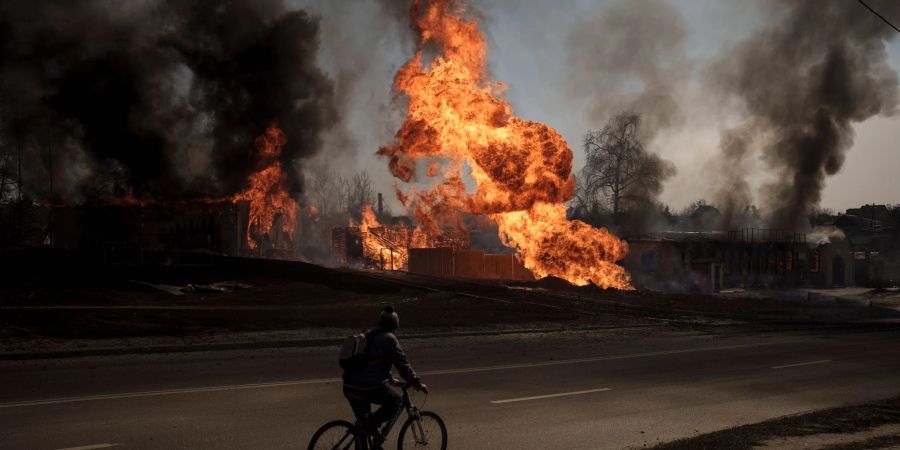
[
  {"xmin": 680, "ymin": 198, "xmax": 708, "ymax": 216},
  {"xmin": 349, "ymin": 171, "xmax": 375, "ymax": 214},
  {"xmin": 303, "ymin": 167, "xmax": 377, "ymax": 219},
  {"xmin": 335, "ymin": 175, "xmax": 351, "ymax": 216},
  {"xmin": 579, "ymin": 113, "xmax": 674, "ymax": 219},
  {"xmin": 306, "ymin": 162, "xmax": 337, "ymax": 216}
]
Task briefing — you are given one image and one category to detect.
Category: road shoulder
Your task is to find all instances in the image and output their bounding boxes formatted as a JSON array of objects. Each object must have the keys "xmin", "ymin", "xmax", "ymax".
[{"xmin": 650, "ymin": 395, "xmax": 900, "ymax": 450}]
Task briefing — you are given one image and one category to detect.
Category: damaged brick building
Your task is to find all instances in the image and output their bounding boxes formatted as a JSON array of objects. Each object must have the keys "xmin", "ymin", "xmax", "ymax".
[{"xmin": 622, "ymin": 228, "xmax": 854, "ymax": 293}]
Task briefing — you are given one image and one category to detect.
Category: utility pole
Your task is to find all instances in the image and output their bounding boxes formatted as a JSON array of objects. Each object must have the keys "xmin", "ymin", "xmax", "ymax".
[
  {"xmin": 48, "ymin": 140, "xmax": 53, "ymax": 248},
  {"xmin": 16, "ymin": 134, "xmax": 22, "ymax": 243},
  {"xmin": 16, "ymin": 135, "xmax": 21, "ymax": 203},
  {"xmin": 377, "ymin": 192, "xmax": 383, "ymax": 217}
]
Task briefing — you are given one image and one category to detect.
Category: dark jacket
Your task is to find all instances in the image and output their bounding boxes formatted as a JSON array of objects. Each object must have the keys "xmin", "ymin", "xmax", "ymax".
[{"xmin": 343, "ymin": 328, "xmax": 419, "ymax": 388}]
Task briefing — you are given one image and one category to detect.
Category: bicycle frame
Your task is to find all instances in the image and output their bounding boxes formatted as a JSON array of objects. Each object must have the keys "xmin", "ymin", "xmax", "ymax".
[
  {"xmin": 377, "ymin": 383, "xmax": 421, "ymax": 439},
  {"xmin": 348, "ymin": 382, "xmax": 427, "ymax": 449},
  {"xmin": 311, "ymin": 381, "xmax": 436, "ymax": 450}
]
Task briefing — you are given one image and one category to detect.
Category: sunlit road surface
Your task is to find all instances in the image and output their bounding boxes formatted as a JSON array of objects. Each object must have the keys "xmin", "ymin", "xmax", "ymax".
[{"xmin": 2, "ymin": 325, "xmax": 900, "ymax": 449}]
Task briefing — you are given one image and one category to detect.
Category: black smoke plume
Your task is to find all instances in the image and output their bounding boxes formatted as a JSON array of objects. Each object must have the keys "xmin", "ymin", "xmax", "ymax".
[
  {"xmin": 710, "ymin": 0, "xmax": 899, "ymax": 231},
  {"xmin": 0, "ymin": 0, "xmax": 337, "ymax": 203}
]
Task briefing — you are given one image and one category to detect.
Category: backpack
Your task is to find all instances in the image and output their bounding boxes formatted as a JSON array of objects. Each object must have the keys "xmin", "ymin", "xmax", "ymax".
[{"xmin": 339, "ymin": 330, "xmax": 373, "ymax": 373}]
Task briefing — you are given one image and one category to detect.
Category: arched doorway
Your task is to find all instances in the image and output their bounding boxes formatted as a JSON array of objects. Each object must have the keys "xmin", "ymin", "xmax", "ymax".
[{"xmin": 832, "ymin": 255, "xmax": 845, "ymax": 286}]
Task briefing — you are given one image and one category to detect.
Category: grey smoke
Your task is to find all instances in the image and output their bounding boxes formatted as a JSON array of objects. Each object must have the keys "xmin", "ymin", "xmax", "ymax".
[
  {"xmin": 294, "ymin": 0, "xmax": 413, "ymax": 210},
  {"xmin": 712, "ymin": 126, "xmax": 757, "ymax": 230},
  {"xmin": 710, "ymin": 0, "xmax": 900, "ymax": 231},
  {"xmin": 0, "ymin": 0, "xmax": 337, "ymax": 203},
  {"xmin": 566, "ymin": 0, "xmax": 691, "ymax": 138}
]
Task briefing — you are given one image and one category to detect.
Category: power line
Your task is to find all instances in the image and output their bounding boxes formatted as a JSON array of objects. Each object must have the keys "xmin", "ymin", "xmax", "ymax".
[{"xmin": 858, "ymin": 0, "xmax": 900, "ymax": 34}]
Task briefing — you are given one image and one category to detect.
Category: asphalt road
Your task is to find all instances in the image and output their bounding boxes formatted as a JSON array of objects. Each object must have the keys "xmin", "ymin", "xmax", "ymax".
[{"xmin": 2, "ymin": 324, "xmax": 900, "ymax": 450}]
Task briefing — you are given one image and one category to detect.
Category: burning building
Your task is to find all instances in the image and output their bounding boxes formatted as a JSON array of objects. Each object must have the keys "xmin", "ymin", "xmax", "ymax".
[
  {"xmin": 0, "ymin": 1, "xmax": 335, "ymax": 262},
  {"xmin": 331, "ymin": 207, "xmax": 469, "ymax": 272},
  {"xmin": 329, "ymin": 219, "xmax": 534, "ymax": 281},
  {"xmin": 46, "ymin": 197, "xmax": 305, "ymax": 264},
  {"xmin": 26, "ymin": 126, "xmax": 305, "ymax": 263}
]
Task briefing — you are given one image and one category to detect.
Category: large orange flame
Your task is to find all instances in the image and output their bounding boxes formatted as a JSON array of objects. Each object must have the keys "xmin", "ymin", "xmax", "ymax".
[
  {"xmin": 357, "ymin": 204, "xmax": 403, "ymax": 270},
  {"xmin": 378, "ymin": 0, "xmax": 631, "ymax": 289},
  {"xmin": 232, "ymin": 125, "xmax": 298, "ymax": 250}
]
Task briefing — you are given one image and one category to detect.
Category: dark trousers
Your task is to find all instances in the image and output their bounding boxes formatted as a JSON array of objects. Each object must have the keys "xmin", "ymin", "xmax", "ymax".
[{"xmin": 343, "ymin": 383, "xmax": 402, "ymax": 429}]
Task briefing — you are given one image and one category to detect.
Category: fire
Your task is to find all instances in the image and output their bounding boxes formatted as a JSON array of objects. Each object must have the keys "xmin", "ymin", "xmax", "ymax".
[
  {"xmin": 352, "ymin": 203, "xmax": 469, "ymax": 271},
  {"xmin": 352, "ymin": 204, "xmax": 410, "ymax": 270},
  {"xmin": 232, "ymin": 125, "xmax": 298, "ymax": 250},
  {"xmin": 377, "ymin": 0, "xmax": 631, "ymax": 289},
  {"xmin": 359, "ymin": 203, "xmax": 381, "ymax": 232},
  {"xmin": 111, "ymin": 187, "xmax": 142, "ymax": 206}
]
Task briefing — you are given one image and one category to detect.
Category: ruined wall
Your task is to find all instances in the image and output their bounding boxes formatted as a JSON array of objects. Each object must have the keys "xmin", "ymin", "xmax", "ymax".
[
  {"xmin": 818, "ymin": 240, "xmax": 854, "ymax": 287},
  {"xmin": 408, "ymin": 248, "xmax": 534, "ymax": 281},
  {"xmin": 49, "ymin": 202, "xmax": 248, "ymax": 260}
]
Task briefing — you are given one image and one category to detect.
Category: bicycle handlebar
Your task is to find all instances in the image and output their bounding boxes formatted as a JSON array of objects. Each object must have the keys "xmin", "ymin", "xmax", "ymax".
[{"xmin": 389, "ymin": 377, "xmax": 428, "ymax": 393}]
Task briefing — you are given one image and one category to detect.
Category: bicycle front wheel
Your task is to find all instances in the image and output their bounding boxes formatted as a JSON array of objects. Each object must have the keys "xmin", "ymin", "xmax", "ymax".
[
  {"xmin": 308, "ymin": 420, "xmax": 362, "ymax": 450},
  {"xmin": 398, "ymin": 411, "xmax": 447, "ymax": 450}
]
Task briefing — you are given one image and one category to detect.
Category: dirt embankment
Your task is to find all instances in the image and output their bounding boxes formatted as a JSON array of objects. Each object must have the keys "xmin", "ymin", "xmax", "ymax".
[
  {"xmin": 650, "ymin": 395, "xmax": 900, "ymax": 450},
  {"xmin": 2, "ymin": 249, "xmax": 898, "ymax": 351}
]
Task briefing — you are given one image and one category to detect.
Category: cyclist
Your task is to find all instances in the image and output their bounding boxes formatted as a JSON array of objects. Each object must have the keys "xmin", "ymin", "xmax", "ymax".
[{"xmin": 342, "ymin": 306, "xmax": 427, "ymax": 448}]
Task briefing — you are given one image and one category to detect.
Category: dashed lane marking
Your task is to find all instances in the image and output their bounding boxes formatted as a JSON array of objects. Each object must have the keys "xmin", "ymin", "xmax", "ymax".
[
  {"xmin": 54, "ymin": 444, "xmax": 123, "ymax": 450},
  {"xmin": 771, "ymin": 359, "xmax": 831, "ymax": 370},
  {"xmin": 0, "ymin": 340, "xmax": 801, "ymax": 409},
  {"xmin": 491, "ymin": 388, "xmax": 611, "ymax": 404}
]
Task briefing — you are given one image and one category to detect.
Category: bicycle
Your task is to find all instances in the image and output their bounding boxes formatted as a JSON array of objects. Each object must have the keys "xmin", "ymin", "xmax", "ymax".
[{"xmin": 308, "ymin": 379, "xmax": 447, "ymax": 450}]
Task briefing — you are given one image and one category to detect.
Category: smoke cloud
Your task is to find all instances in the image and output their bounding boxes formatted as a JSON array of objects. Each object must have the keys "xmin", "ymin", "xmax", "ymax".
[
  {"xmin": 0, "ymin": 0, "xmax": 337, "ymax": 202},
  {"xmin": 710, "ymin": 0, "xmax": 900, "ymax": 230},
  {"xmin": 711, "ymin": 126, "xmax": 758, "ymax": 230},
  {"xmin": 293, "ymin": 0, "xmax": 414, "ymax": 214},
  {"xmin": 566, "ymin": 0, "xmax": 690, "ymax": 137}
]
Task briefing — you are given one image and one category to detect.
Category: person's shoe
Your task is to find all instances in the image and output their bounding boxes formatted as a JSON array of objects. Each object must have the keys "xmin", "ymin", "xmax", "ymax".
[{"xmin": 364, "ymin": 423, "xmax": 385, "ymax": 448}]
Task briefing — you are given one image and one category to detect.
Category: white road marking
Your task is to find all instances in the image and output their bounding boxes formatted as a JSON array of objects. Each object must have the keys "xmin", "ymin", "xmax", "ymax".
[
  {"xmin": 491, "ymin": 388, "xmax": 611, "ymax": 404},
  {"xmin": 0, "ymin": 340, "xmax": 798, "ymax": 409},
  {"xmin": 423, "ymin": 341, "xmax": 798, "ymax": 375},
  {"xmin": 771, "ymin": 359, "xmax": 831, "ymax": 370},
  {"xmin": 54, "ymin": 444, "xmax": 123, "ymax": 450},
  {"xmin": 0, "ymin": 377, "xmax": 342, "ymax": 409}
]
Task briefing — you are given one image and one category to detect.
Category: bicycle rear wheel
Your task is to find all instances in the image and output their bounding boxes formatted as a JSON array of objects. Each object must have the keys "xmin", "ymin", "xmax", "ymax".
[
  {"xmin": 397, "ymin": 411, "xmax": 447, "ymax": 450},
  {"xmin": 308, "ymin": 420, "xmax": 362, "ymax": 450}
]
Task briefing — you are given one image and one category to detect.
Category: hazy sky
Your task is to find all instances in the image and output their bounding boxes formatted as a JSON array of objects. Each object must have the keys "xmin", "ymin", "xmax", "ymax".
[{"xmin": 303, "ymin": 0, "xmax": 900, "ymax": 213}]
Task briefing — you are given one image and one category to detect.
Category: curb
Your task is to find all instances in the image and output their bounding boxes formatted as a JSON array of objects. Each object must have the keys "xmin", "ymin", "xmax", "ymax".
[{"xmin": 0, "ymin": 324, "xmax": 661, "ymax": 361}]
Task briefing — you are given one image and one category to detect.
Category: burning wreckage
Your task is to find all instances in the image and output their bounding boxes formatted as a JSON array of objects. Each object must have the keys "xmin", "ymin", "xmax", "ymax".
[
  {"xmin": 35, "ymin": 127, "xmax": 305, "ymax": 263},
  {"xmin": 331, "ymin": 218, "xmax": 534, "ymax": 281},
  {"xmin": 6, "ymin": 0, "xmax": 898, "ymax": 296}
]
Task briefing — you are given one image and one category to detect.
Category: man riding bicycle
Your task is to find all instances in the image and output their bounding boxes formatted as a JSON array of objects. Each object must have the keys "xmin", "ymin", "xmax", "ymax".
[{"xmin": 342, "ymin": 306, "xmax": 427, "ymax": 448}]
